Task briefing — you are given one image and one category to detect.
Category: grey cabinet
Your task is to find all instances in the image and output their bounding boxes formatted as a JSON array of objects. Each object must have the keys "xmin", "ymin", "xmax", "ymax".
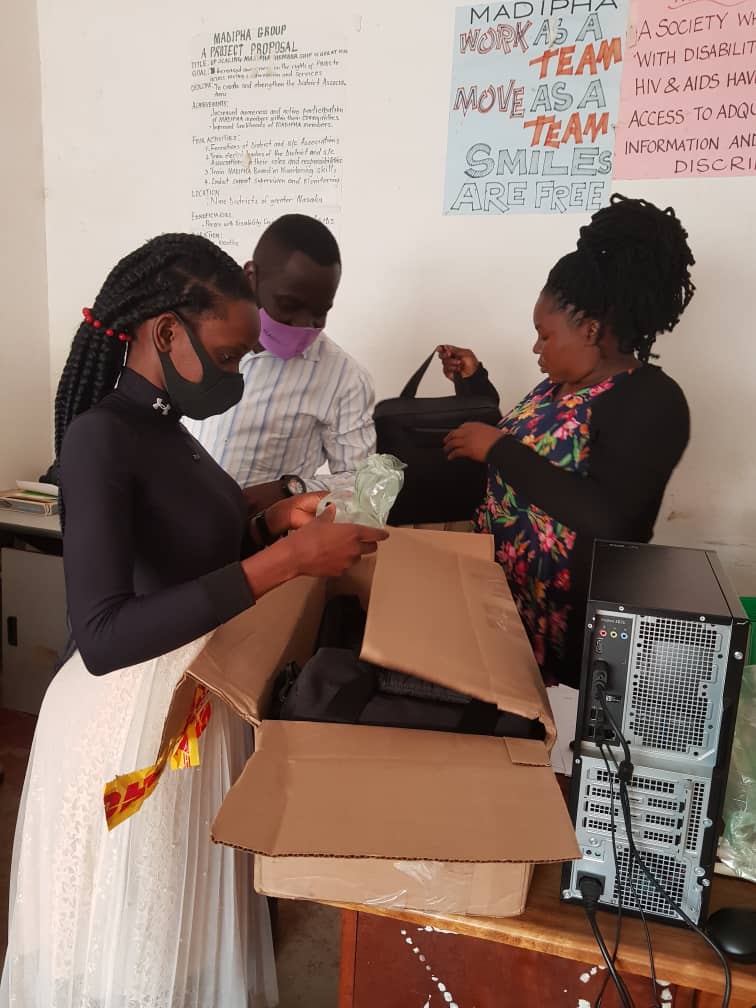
[{"xmin": 1, "ymin": 547, "xmax": 68, "ymax": 714}]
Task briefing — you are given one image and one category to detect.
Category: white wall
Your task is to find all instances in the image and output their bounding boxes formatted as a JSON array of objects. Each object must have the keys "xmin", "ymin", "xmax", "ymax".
[
  {"xmin": 34, "ymin": 0, "xmax": 756, "ymax": 592},
  {"xmin": 0, "ymin": 0, "xmax": 51, "ymax": 487}
]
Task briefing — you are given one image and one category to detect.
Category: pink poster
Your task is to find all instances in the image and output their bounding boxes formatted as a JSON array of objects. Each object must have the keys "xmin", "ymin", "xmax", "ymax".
[{"xmin": 613, "ymin": 0, "xmax": 756, "ymax": 179}]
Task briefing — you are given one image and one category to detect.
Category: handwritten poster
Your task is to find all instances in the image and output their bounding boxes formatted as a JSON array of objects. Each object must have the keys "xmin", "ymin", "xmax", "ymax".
[
  {"xmin": 443, "ymin": 2, "xmax": 629, "ymax": 215},
  {"xmin": 190, "ymin": 19, "xmax": 350, "ymax": 253},
  {"xmin": 613, "ymin": 0, "xmax": 756, "ymax": 179}
]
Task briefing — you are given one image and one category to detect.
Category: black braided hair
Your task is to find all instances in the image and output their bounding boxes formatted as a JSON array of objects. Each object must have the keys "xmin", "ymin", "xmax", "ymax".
[
  {"xmin": 543, "ymin": 194, "xmax": 696, "ymax": 363},
  {"xmin": 54, "ymin": 233, "xmax": 252, "ymax": 463}
]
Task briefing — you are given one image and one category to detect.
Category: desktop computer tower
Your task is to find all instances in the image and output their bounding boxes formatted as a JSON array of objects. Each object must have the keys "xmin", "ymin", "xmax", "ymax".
[{"xmin": 561, "ymin": 541, "xmax": 750, "ymax": 925}]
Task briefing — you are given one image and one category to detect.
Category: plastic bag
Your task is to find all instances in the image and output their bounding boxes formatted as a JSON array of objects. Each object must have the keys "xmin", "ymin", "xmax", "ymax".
[
  {"xmin": 316, "ymin": 454, "xmax": 406, "ymax": 527},
  {"xmin": 718, "ymin": 664, "xmax": 756, "ymax": 882}
]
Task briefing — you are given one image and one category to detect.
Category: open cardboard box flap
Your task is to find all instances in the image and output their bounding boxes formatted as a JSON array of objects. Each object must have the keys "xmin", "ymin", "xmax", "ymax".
[
  {"xmin": 360, "ymin": 529, "xmax": 552, "ymax": 740},
  {"xmin": 186, "ymin": 574, "xmax": 326, "ymax": 728},
  {"xmin": 211, "ymin": 720, "xmax": 580, "ymax": 863},
  {"xmin": 155, "ymin": 527, "xmax": 578, "ymax": 871}
]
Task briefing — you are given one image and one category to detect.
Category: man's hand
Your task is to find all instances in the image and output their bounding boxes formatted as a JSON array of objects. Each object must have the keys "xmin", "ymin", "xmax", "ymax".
[
  {"xmin": 242, "ymin": 480, "xmax": 286, "ymax": 515},
  {"xmin": 444, "ymin": 422, "xmax": 504, "ymax": 463},
  {"xmin": 436, "ymin": 345, "xmax": 480, "ymax": 381}
]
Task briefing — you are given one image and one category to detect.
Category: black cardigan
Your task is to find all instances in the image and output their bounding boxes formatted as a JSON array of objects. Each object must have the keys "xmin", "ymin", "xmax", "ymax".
[{"xmin": 460, "ymin": 364, "xmax": 690, "ymax": 686}]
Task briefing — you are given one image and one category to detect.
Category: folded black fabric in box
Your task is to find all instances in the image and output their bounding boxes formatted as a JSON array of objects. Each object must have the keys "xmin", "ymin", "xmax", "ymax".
[{"xmin": 272, "ymin": 596, "xmax": 545, "ymax": 741}]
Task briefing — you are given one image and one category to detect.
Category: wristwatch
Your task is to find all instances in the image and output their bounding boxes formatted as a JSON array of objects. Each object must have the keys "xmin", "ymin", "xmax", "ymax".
[{"xmin": 281, "ymin": 474, "xmax": 306, "ymax": 497}]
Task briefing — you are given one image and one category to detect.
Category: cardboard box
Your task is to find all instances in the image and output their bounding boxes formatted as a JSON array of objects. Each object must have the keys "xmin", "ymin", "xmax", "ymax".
[
  {"xmin": 158, "ymin": 528, "xmax": 580, "ymax": 917},
  {"xmin": 255, "ymin": 852, "xmax": 535, "ymax": 917}
]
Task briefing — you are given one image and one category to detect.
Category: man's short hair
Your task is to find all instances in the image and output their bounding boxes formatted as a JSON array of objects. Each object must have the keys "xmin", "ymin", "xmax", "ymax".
[{"xmin": 254, "ymin": 214, "xmax": 341, "ymax": 267}]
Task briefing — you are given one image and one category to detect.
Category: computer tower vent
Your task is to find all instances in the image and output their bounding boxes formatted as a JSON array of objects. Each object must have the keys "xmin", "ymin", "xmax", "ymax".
[
  {"xmin": 612, "ymin": 846, "xmax": 688, "ymax": 921},
  {"xmin": 685, "ymin": 780, "xmax": 707, "ymax": 854},
  {"xmin": 627, "ymin": 616, "xmax": 721, "ymax": 755},
  {"xmin": 568, "ymin": 757, "xmax": 712, "ymax": 923},
  {"xmin": 594, "ymin": 767, "xmax": 674, "ymax": 795},
  {"xmin": 581, "ymin": 768, "xmax": 688, "ymax": 851}
]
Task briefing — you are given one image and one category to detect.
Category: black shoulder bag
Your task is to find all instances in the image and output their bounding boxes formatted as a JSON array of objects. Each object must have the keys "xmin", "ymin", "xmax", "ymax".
[{"xmin": 374, "ymin": 353, "xmax": 500, "ymax": 525}]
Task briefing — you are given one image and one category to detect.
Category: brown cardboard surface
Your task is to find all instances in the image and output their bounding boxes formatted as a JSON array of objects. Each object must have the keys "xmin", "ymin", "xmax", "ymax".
[
  {"xmin": 254, "ymin": 856, "xmax": 532, "ymax": 917},
  {"xmin": 503, "ymin": 737, "xmax": 554, "ymax": 767},
  {"xmin": 396, "ymin": 526, "xmax": 493, "ymax": 561},
  {"xmin": 188, "ymin": 575, "xmax": 325, "ymax": 726},
  {"xmin": 325, "ymin": 528, "xmax": 490, "ymax": 607},
  {"xmin": 360, "ymin": 529, "xmax": 555, "ymax": 745},
  {"xmin": 211, "ymin": 720, "xmax": 580, "ymax": 864}
]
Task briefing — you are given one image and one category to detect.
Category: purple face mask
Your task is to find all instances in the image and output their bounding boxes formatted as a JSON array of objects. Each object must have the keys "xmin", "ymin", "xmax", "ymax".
[{"xmin": 258, "ymin": 308, "xmax": 322, "ymax": 360}]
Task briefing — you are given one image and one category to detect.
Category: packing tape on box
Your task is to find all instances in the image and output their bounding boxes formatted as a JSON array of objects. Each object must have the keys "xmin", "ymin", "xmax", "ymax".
[{"xmin": 103, "ymin": 685, "xmax": 212, "ymax": 831}]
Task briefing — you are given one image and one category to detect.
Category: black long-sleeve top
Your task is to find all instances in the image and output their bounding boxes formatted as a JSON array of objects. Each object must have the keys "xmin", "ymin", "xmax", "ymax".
[
  {"xmin": 59, "ymin": 368, "xmax": 255, "ymax": 676},
  {"xmin": 459, "ymin": 363, "xmax": 690, "ymax": 685}
]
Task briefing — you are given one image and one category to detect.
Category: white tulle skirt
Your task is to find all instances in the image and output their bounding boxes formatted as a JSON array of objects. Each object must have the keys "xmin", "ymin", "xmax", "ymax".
[{"xmin": 0, "ymin": 641, "xmax": 278, "ymax": 1008}]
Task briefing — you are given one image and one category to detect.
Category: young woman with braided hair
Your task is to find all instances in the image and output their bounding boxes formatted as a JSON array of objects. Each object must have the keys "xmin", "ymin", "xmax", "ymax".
[
  {"xmin": 1, "ymin": 233, "xmax": 386, "ymax": 1008},
  {"xmin": 439, "ymin": 194, "xmax": 694, "ymax": 688}
]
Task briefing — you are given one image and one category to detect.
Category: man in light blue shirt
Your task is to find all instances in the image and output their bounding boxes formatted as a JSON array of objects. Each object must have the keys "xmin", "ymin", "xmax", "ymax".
[{"xmin": 185, "ymin": 215, "xmax": 376, "ymax": 513}]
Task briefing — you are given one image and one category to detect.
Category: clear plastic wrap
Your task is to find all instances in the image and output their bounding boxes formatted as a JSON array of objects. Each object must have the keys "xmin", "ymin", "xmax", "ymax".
[
  {"xmin": 316, "ymin": 453, "xmax": 406, "ymax": 527},
  {"xmin": 254, "ymin": 854, "xmax": 531, "ymax": 917},
  {"xmin": 718, "ymin": 664, "xmax": 756, "ymax": 882}
]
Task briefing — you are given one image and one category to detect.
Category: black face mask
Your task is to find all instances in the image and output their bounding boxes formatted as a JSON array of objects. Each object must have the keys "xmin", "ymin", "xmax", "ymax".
[{"xmin": 156, "ymin": 312, "xmax": 244, "ymax": 420}]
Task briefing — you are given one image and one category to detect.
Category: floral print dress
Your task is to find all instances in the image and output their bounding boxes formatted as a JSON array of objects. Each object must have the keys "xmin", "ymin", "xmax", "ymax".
[{"xmin": 474, "ymin": 375, "xmax": 626, "ymax": 685}]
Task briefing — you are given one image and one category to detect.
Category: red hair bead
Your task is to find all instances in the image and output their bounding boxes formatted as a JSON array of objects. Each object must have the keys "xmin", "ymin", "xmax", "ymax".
[
  {"xmin": 105, "ymin": 329, "xmax": 114, "ymax": 337},
  {"xmin": 118, "ymin": 332, "xmax": 131, "ymax": 343},
  {"xmin": 93, "ymin": 320, "xmax": 102, "ymax": 329}
]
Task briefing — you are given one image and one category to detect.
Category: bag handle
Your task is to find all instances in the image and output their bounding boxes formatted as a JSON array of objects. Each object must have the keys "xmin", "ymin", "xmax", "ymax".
[
  {"xmin": 400, "ymin": 352, "xmax": 465, "ymax": 399},
  {"xmin": 400, "ymin": 353, "xmax": 435, "ymax": 399}
]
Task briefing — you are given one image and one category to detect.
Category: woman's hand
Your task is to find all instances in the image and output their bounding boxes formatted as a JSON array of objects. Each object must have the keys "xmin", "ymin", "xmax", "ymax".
[
  {"xmin": 436, "ymin": 345, "xmax": 480, "ymax": 381},
  {"xmin": 242, "ymin": 508, "xmax": 388, "ymax": 599},
  {"xmin": 286, "ymin": 508, "xmax": 389, "ymax": 577},
  {"xmin": 265, "ymin": 491, "xmax": 325, "ymax": 538},
  {"xmin": 444, "ymin": 422, "xmax": 504, "ymax": 463}
]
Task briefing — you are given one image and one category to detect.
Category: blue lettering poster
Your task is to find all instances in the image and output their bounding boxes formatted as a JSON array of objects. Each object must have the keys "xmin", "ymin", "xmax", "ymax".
[{"xmin": 443, "ymin": 2, "xmax": 629, "ymax": 215}]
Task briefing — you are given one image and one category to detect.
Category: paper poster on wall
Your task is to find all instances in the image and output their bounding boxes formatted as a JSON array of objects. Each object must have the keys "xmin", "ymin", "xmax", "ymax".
[
  {"xmin": 613, "ymin": 0, "xmax": 756, "ymax": 180},
  {"xmin": 190, "ymin": 19, "xmax": 350, "ymax": 254},
  {"xmin": 443, "ymin": 3, "xmax": 629, "ymax": 216}
]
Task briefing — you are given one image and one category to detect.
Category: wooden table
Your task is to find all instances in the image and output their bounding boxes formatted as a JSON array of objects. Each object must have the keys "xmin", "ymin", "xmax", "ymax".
[{"xmin": 338, "ymin": 863, "xmax": 756, "ymax": 1008}]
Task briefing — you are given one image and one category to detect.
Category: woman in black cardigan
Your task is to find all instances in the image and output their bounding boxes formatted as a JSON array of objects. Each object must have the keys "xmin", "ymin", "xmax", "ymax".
[{"xmin": 440, "ymin": 195, "xmax": 695, "ymax": 688}]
